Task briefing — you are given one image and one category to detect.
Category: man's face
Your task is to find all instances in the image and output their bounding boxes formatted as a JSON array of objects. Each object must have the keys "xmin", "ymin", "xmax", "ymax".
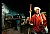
[{"xmin": 35, "ymin": 9, "xmax": 39, "ymax": 14}]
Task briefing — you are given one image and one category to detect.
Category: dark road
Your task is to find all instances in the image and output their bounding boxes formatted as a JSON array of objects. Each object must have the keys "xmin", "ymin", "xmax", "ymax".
[{"xmin": 2, "ymin": 28, "xmax": 24, "ymax": 34}]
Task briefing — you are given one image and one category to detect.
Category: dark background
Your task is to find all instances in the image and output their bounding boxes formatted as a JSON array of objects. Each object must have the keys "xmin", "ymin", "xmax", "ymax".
[
  {"xmin": 3, "ymin": 0, "xmax": 48, "ymax": 17},
  {"xmin": 2, "ymin": 0, "xmax": 49, "ymax": 32}
]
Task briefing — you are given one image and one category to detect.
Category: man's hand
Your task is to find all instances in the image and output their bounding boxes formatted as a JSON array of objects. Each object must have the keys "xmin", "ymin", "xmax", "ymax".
[
  {"xmin": 30, "ymin": 24, "xmax": 33, "ymax": 25},
  {"xmin": 29, "ymin": 22, "xmax": 33, "ymax": 25}
]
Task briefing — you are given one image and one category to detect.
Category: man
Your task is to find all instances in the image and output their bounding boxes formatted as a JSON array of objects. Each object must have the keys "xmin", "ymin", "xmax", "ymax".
[{"xmin": 28, "ymin": 7, "xmax": 48, "ymax": 34}]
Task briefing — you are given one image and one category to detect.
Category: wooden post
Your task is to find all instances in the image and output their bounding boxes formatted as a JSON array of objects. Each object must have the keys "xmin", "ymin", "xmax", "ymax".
[
  {"xmin": 29, "ymin": 4, "xmax": 32, "ymax": 19},
  {"xmin": 28, "ymin": 4, "xmax": 32, "ymax": 34}
]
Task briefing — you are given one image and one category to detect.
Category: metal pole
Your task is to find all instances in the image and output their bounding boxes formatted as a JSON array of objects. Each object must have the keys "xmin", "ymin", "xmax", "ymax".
[
  {"xmin": 2, "ymin": 11, "xmax": 5, "ymax": 29},
  {"xmin": 2, "ymin": 3, "xmax": 5, "ymax": 29}
]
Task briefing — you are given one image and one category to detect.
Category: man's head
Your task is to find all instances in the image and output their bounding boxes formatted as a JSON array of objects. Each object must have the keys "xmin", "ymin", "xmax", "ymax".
[{"xmin": 34, "ymin": 7, "xmax": 41, "ymax": 14}]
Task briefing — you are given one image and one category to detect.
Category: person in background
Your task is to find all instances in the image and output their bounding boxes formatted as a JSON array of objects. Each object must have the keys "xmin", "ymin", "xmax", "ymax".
[{"xmin": 28, "ymin": 7, "xmax": 48, "ymax": 34}]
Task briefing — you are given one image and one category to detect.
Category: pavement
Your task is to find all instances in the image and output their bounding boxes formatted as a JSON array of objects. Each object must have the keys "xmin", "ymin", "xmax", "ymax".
[
  {"xmin": 2, "ymin": 28, "xmax": 49, "ymax": 34},
  {"xmin": 2, "ymin": 28, "xmax": 24, "ymax": 34}
]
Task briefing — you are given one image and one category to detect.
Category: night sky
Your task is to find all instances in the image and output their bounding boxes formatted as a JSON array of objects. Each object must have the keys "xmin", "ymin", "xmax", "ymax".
[{"xmin": 3, "ymin": 0, "xmax": 48, "ymax": 17}]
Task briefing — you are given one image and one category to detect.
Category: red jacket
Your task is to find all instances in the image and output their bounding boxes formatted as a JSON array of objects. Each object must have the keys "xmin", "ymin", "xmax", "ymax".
[{"xmin": 28, "ymin": 13, "xmax": 47, "ymax": 33}]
